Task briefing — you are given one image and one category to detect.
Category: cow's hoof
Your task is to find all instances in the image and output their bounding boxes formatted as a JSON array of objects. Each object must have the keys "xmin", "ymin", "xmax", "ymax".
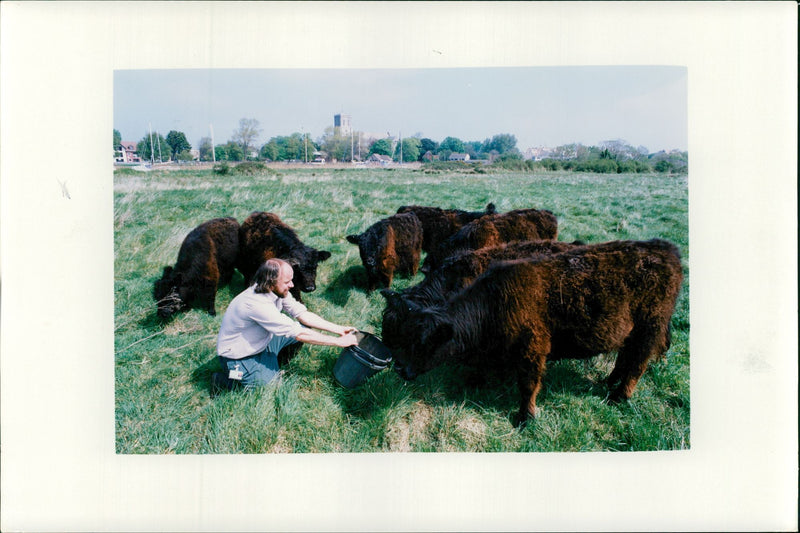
[{"xmin": 514, "ymin": 408, "xmax": 540, "ymax": 429}]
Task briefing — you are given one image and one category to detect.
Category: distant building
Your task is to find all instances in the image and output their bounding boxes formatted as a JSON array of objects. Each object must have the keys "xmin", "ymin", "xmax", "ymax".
[
  {"xmin": 422, "ymin": 150, "xmax": 439, "ymax": 162},
  {"xmin": 448, "ymin": 152, "xmax": 470, "ymax": 162},
  {"xmin": 117, "ymin": 141, "xmax": 142, "ymax": 163},
  {"xmin": 367, "ymin": 153, "xmax": 392, "ymax": 165},
  {"xmin": 334, "ymin": 113, "xmax": 352, "ymax": 137}
]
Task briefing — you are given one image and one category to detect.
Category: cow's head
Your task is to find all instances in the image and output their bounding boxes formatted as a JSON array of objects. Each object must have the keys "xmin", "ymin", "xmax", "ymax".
[
  {"xmin": 153, "ymin": 266, "xmax": 189, "ymax": 320},
  {"xmin": 380, "ymin": 289, "xmax": 454, "ymax": 380},
  {"xmin": 347, "ymin": 228, "xmax": 396, "ymax": 291},
  {"xmin": 286, "ymin": 247, "xmax": 331, "ymax": 293}
]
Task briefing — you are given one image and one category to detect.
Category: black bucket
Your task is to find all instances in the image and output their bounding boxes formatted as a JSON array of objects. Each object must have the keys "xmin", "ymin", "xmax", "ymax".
[{"xmin": 333, "ymin": 331, "xmax": 393, "ymax": 388}]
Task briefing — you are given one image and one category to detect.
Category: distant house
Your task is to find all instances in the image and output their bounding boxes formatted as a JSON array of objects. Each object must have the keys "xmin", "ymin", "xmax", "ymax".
[
  {"xmin": 367, "ymin": 153, "xmax": 392, "ymax": 165},
  {"xmin": 422, "ymin": 150, "xmax": 439, "ymax": 162},
  {"xmin": 448, "ymin": 152, "xmax": 470, "ymax": 162},
  {"xmin": 117, "ymin": 141, "xmax": 142, "ymax": 163}
]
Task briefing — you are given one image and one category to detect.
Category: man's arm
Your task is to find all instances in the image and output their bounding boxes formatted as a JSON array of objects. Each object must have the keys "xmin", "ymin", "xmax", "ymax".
[
  {"xmin": 294, "ymin": 327, "xmax": 358, "ymax": 348},
  {"xmin": 294, "ymin": 311, "xmax": 358, "ymax": 348},
  {"xmin": 296, "ymin": 311, "xmax": 356, "ymax": 337}
]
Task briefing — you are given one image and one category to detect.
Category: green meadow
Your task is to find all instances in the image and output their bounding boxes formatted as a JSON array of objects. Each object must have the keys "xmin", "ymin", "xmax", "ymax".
[{"xmin": 114, "ymin": 166, "xmax": 689, "ymax": 453}]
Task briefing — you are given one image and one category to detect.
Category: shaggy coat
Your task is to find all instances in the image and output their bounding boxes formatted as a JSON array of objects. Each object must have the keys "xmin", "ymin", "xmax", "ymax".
[
  {"xmin": 153, "ymin": 217, "xmax": 240, "ymax": 319},
  {"xmin": 381, "ymin": 239, "xmax": 583, "ymax": 339},
  {"xmin": 396, "ymin": 203, "xmax": 496, "ymax": 252},
  {"xmin": 346, "ymin": 212, "xmax": 424, "ymax": 292},
  {"xmin": 385, "ymin": 239, "xmax": 683, "ymax": 425},
  {"xmin": 237, "ymin": 211, "xmax": 332, "ymax": 300},
  {"xmin": 421, "ymin": 208, "xmax": 559, "ymax": 272}
]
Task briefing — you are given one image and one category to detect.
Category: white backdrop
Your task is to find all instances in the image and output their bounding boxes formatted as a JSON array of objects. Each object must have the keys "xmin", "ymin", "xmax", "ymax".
[{"xmin": 1, "ymin": 2, "xmax": 796, "ymax": 531}]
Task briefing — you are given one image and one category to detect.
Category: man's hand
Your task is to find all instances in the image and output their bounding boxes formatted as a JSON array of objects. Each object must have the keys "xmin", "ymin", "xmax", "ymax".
[{"xmin": 337, "ymin": 331, "xmax": 359, "ymax": 348}]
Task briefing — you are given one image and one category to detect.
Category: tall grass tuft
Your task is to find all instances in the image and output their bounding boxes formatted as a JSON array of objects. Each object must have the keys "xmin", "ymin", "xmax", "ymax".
[{"xmin": 115, "ymin": 167, "xmax": 689, "ymax": 453}]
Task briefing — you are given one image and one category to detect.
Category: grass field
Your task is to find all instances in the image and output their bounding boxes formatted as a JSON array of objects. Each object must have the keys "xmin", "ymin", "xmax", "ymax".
[{"xmin": 114, "ymin": 166, "xmax": 689, "ymax": 453}]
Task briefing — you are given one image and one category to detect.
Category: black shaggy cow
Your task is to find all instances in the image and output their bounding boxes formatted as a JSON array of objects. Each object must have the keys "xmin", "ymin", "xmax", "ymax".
[
  {"xmin": 383, "ymin": 239, "xmax": 683, "ymax": 425},
  {"xmin": 346, "ymin": 212, "xmax": 424, "ymax": 292},
  {"xmin": 153, "ymin": 217, "xmax": 240, "ymax": 319},
  {"xmin": 237, "ymin": 211, "xmax": 332, "ymax": 300},
  {"xmin": 421, "ymin": 208, "xmax": 559, "ymax": 272},
  {"xmin": 396, "ymin": 203, "xmax": 496, "ymax": 253}
]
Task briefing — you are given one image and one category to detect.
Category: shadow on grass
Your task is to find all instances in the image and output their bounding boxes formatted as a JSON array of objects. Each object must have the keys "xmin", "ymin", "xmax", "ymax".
[
  {"xmin": 320, "ymin": 265, "xmax": 368, "ymax": 305},
  {"xmin": 331, "ymin": 357, "xmax": 617, "ymax": 426}
]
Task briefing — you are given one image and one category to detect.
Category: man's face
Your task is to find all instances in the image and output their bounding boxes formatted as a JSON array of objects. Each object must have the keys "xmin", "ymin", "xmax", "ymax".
[{"xmin": 273, "ymin": 264, "xmax": 295, "ymax": 298}]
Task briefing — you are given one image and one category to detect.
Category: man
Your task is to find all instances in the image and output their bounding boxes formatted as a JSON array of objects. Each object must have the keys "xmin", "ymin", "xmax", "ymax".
[{"xmin": 212, "ymin": 258, "xmax": 358, "ymax": 395}]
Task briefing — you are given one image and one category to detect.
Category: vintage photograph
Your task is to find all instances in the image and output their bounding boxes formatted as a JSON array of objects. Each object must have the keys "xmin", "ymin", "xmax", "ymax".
[
  {"xmin": 114, "ymin": 67, "xmax": 689, "ymax": 453},
  {"xmin": 2, "ymin": 2, "xmax": 795, "ymax": 531}
]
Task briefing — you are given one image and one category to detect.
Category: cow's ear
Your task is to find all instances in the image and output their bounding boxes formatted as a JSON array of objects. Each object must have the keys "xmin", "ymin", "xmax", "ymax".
[
  {"xmin": 380, "ymin": 288, "xmax": 398, "ymax": 301},
  {"xmin": 317, "ymin": 250, "xmax": 332, "ymax": 261},
  {"xmin": 346, "ymin": 234, "xmax": 361, "ymax": 245}
]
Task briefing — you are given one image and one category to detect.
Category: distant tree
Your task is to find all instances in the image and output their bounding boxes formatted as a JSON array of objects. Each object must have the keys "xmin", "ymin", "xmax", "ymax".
[
  {"xmin": 370, "ymin": 138, "xmax": 393, "ymax": 156},
  {"xmin": 260, "ymin": 140, "xmax": 279, "ymax": 161},
  {"xmin": 654, "ymin": 160, "xmax": 672, "ymax": 173},
  {"xmin": 166, "ymin": 130, "xmax": 191, "ymax": 161},
  {"xmin": 137, "ymin": 131, "xmax": 169, "ymax": 162},
  {"xmin": 439, "ymin": 136, "xmax": 465, "ymax": 154},
  {"xmin": 224, "ymin": 141, "xmax": 244, "ymax": 162},
  {"xmin": 283, "ymin": 133, "xmax": 304, "ymax": 161},
  {"xmin": 177, "ymin": 149, "xmax": 195, "ymax": 162},
  {"xmin": 484, "ymin": 133, "xmax": 517, "ymax": 155},
  {"xmin": 464, "ymin": 140, "xmax": 484, "ymax": 159},
  {"xmin": 113, "ymin": 129, "xmax": 122, "ymax": 149},
  {"xmin": 419, "ymin": 138, "xmax": 439, "ymax": 156},
  {"xmin": 397, "ymin": 137, "xmax": 421, "ymax": 162},
  {"xmin": 214, "ymin": 145, "xmax": 228, "ymax": 161},
  {"xmin": 320, "ymin": 126, "xmax": 352, "ymax": 162},
  {"xmin": 231, "ymin": 118, "xmax": 262, "ymax": 158},
  {"xmin": 198, "ymin": 137, "xmax": 214, "ymax": 161}
]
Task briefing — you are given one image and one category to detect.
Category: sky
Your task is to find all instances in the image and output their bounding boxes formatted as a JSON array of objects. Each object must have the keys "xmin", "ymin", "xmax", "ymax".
[{"xmin": 114, "ymin": 66, "xmax": 687, "ymax": 153}]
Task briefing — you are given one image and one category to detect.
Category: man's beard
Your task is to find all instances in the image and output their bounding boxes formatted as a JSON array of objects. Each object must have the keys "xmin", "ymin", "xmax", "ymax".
[{"xmin": 274, "ymin": 287, "xmax": 289, "ymax": 298}]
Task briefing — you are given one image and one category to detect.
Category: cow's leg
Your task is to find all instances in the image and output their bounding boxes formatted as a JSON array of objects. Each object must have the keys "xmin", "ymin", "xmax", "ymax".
[
  {"xmin": 196, "ymin": 278, "xmax": 219, "ymax": 316},
  {"xmin": 609, "ymin": 322, "xmax": 668, "ymax": 402},
  {"xmin": 514, "ymin": 331, "xmax": 549, "ymax": 426}
]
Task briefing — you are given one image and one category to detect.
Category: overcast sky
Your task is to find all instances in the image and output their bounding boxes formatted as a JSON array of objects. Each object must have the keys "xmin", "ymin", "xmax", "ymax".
[{"xmin": 114, "ymin": 66, "xmax": 687, "ymax": 153}]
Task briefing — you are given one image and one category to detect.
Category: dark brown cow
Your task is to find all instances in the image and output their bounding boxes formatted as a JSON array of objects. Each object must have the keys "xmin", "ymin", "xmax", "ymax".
[
  {"xmin": 384, "ymin": 239, "xmax": 683, "ymax": 425},
  {"xmin": 396, "ymin": 203, "xmax": 496, "ymax": 252},
  {"xmin": 384, "ymin": 239, "xmax": 583, "ymax": 309},
  {"xmin": 421, "ymin": 208, "xmax": 559, "ymax": 272},
  {"xmin": 237, "ymin": 211, "xmax": 332, "ymax": 300},
  {"xmin": 346, "ymin": 212, "xmax": 423, "ymax": 292},
  {"xmin": 153, "ymin": 217, "xmax": 240, "ymax": 319}
]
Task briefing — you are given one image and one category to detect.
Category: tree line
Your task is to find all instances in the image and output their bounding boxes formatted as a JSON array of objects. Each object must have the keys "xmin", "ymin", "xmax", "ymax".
[{"xmin": 114, "ymin": 118, "xmax": 687, "ymax": 173}]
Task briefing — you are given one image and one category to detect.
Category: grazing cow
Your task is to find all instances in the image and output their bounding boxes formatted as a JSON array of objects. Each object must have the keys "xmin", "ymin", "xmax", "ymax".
[
  {"xmin": 386, "ymin": 239, "xmax": 584, "ymax": 307},
  {"xmin": 237, "ymin": 211, "xmax": 332, "ymax": 300},
  {"xmin": 421, "ymin": 208, "xmax": 559, "ymax": 272},
  {"xmin": 396, "ymin": 203, "xmax": 497, "ymax": 253},
  {"xmin": 381, "ymin": 239, "xmax": 584, "ymax": 342},
  {"xmin": 346, "ymin": 212, "xmax": 424, "ymax": 291},
  {"xmin": 153, "ymin": 217, "xmax": 240, "ymax": 319},
  {"xmin": 384, "ymin": 239, "xmax": 683, "ymax": 425}
]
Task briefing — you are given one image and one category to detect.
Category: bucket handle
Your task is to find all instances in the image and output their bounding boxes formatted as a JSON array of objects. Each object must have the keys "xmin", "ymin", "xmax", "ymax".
[
  {"xmin": 350, "ymin": 344, "xmax": 392, "ymax": 365},
  {"xmin": 348, "ymin": 348, "xmax": 390, "ymax": 371}
]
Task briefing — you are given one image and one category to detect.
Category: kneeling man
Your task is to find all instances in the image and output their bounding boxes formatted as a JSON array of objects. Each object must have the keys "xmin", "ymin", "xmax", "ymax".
[{"xmin": 212, "ymin": 258, "xmax": 358, "ymax": 393}]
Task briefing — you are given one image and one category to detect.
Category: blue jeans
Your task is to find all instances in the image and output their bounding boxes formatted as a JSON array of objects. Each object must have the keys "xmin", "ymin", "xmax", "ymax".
[{"xmin": 219, "ymin": 334, "xmax": 299, "ymax": 388}]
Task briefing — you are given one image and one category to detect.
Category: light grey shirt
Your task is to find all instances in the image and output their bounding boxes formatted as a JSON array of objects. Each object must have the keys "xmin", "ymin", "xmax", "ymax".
[{"xmin": 216, "ymin": 286, "xmax": 308, "ymax": 359}]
